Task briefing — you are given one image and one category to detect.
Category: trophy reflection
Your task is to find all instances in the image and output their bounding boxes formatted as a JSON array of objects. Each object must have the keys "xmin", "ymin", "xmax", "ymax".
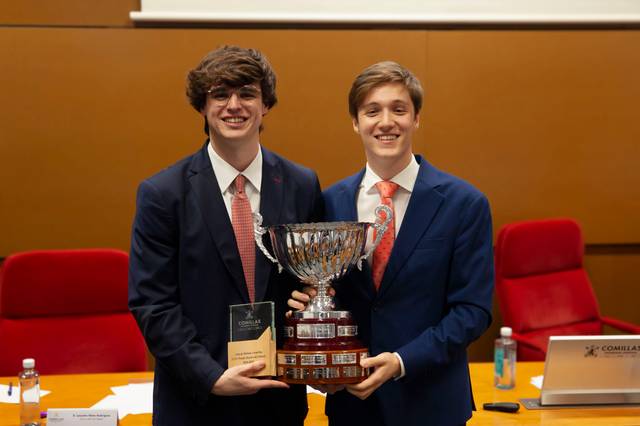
[{"xmin": 254, "ymin": 206, "xmax": 392, "ymax": 384}]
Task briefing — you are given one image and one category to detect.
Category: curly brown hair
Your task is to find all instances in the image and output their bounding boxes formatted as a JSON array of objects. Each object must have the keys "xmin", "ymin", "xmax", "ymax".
[
  {"xmin": 186, "ymin": 45, "xmax": 278, "ymax": 113},
  {"xmin": 348, "ymin": 61, "xmax": 423, "ymax": 120}
]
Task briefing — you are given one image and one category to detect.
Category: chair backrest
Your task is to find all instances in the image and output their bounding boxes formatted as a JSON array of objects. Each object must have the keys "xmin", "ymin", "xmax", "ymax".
[
  {"xmin": 494, "ymin": 219, "xmax": 602, "ymax": 360},
  {"xmin": 0, "ymin": 249, "xmax": 147, "ymax": 375}
]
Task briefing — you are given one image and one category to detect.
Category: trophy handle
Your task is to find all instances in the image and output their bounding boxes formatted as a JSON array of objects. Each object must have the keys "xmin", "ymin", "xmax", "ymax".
[
  {"xmin": 252, "ymin": 213, "xmax": 283, "ymax": 273},
  {"xmin": 357, "ymin": 205, "xmax": 393, "ymax": 270}
]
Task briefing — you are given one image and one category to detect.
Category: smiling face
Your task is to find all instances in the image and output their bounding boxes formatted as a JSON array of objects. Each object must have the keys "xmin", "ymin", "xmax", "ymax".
[
  {"xmin": 353, "ymin": 82, "xmax": 419, "ymax": 178},
  {"xmin": 201, "ymin": 83, "xmax": 269, "ymax": 148}
]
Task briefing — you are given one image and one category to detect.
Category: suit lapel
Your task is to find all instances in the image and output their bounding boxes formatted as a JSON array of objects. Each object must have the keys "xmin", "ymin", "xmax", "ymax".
[
  {"xmin": 188, "ymin": 145, "xmax": 249, "ymax": 302},
  {"xmin": 254, "ymin": 147, "xmax": 284, "ymax": 302},
  {"xmin": 337, "ymin": 170, "xmax": 376, "ymax": 302},
  {"xmin": 334, "ymin": 172, "xmax": 361, "ymax": 223},
  {"xmin": 377, "ymin": 157, "xmax": 444, "ymax": 299}
]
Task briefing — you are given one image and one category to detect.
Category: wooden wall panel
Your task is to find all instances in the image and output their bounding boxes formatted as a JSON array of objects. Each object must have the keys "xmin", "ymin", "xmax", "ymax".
[
  {"xmin": 586, "ymin": 251, "xmax": 640, "ymax": 324},
  {"xmin": 2, "ymin": 28, "xmax": 639, "ymax": 253},
  {"xmin": 424, "ymin": 31, "xmax": 640, "ymax": 244},
  {"xmin": 0, "ymin": 27, "xmax": 429, "ymax": 253},
  {"xmin": 0, "ymin": 0, "xmax": 138, "ymax": 26}
]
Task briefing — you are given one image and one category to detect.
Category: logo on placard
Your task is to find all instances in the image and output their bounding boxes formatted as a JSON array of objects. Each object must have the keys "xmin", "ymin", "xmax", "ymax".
[
  {"xmin": 584, "ymin": 344, "xmax": 599, "ymax": 357},
  {"xmin": 584, "ymin": 343, "xmax": 640, "ymax": 358},
  {"xmin": 238, "ymin": 308, "xmax": 262, "ymax": 331}
]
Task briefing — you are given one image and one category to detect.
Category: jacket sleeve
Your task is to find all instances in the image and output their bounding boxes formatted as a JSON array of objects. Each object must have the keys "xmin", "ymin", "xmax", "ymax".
[
  {"xmin": 128, "ymin": 179, "xmax": 224, "ymax": 404},
  {"xmin": 396, "ymin": 193, "xmax": 494, "ymax": 379}
]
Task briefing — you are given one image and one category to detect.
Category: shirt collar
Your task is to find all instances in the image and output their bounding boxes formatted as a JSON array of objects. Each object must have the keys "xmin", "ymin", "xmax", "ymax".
[
  {"xmin": 361, "ymin": 155, "xmax": 419, "ymax": 194},
  {"xmin": 207, "ymin": 141, "xmax": 263, "ymax": 194}
]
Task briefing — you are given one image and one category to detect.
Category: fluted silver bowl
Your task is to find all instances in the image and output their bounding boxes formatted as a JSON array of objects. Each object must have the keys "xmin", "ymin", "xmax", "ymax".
[{"xmin": 254, "ymin": 205, "xmax": 392, "ymax": 312}]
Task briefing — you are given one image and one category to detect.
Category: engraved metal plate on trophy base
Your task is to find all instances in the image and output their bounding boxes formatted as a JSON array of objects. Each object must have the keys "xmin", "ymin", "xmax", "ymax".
[{"xmin": 254, "ymin": 205, "xmax": 392, "ymax": 385}]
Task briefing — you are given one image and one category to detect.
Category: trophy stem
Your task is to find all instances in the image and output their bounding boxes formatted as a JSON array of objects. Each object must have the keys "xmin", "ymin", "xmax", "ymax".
[{"xmin": 305, "ymin": 279, "xmax": 335, "ymax": 312}]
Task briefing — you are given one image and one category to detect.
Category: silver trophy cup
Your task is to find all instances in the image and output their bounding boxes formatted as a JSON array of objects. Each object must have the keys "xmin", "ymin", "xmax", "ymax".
[
  {"xmin": 253, "ymin": 205, "xmax": 392, "ymax": 384},
  {"xmin": 253, "ymin": 205, "xmax": 392, "ymax": 313}
]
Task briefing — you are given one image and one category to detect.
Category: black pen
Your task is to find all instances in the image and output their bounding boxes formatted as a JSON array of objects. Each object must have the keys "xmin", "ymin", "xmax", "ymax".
[{"xmin": 7, "ymin": 382, "xmax": 12, "ymax": 396}]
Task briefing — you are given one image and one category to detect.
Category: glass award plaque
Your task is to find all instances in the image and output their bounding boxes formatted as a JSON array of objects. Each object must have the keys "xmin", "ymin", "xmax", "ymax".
[
  {"xmin": 229, "ymin": 301, "xmax": 275, "ymax": 342},
  {"xmin": 228, "ymin": 301, "xmax": 276, "ymax": 376}
]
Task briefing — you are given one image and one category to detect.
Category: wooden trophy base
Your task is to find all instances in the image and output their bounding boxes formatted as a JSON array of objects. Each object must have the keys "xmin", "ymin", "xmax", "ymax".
[
  {"xmin": 277, "ymin": 310, "xmax": 370, "ymax": 384},
  {"xmin": 277, "ymin": 347, "xmax": 369, "ymax": 384}
]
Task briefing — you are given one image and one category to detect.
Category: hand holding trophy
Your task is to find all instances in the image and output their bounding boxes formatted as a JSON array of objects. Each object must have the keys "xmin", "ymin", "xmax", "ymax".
[{"xmin": 254, "ymin": 205, "xmax": 392, "ymax": 384}]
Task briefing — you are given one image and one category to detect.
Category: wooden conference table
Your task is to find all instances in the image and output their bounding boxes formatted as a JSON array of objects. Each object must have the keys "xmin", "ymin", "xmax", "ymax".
[{"xmin": 1, "ymin": 363, "xmax": 638, "ymax": 426}]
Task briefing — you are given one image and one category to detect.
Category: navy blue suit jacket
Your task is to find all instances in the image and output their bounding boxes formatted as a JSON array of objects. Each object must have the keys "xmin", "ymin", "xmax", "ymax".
[
  {"xmin": 323, "ymin": 156, "xmax": 494, "ymax": 426},
  {"xmin": 128, "ymin": 144, "xmax": 323, "ymax": 425}
]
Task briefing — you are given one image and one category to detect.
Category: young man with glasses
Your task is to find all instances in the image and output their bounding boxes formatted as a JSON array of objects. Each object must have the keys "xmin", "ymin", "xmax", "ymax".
[
  {"xmin": 291, "ymin": 62, "xmax": 494, "ymax": 426},
  {"xmin": 129, "ymin": 46, "xmax": 322, "ymax": 426}
]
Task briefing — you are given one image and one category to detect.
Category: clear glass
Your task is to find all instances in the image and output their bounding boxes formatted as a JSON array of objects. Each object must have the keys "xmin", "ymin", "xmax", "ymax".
[
  {"xmin": 19, "ymin": 367, "xmax": 40, "ymax": 426},
  {"xmin": 494, "ymin": 336, "xmax": 517, "ymax": 389}
]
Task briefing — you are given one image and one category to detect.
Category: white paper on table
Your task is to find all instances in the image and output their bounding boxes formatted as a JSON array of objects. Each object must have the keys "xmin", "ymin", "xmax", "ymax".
[
  {"xmin": 90, "ymin": 382, "xmax": 153, "ymax": 419},
  {"xmin": 0, "ymin": 384, "xmax": 51, "ymax": 404},
  {"xmin": 530, "ymin": 375, "xmax": 544, "ymax": 389},
  {"xmin": 90, "ymin": 394, "xmax": 129, "ymax": 419},
  {"xmin": 111, "ymin": 383, "xmax": 153, "ymax": 415}
]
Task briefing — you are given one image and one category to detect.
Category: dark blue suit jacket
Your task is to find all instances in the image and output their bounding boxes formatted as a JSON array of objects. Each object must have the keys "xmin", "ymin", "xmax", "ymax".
[
  {"xmin": 323, "ymin": 156, "xmax": 494, "ymax": 426},
  {"xmin": 128, "ymin": 144, "xmax": 323, "ymax": 426}
]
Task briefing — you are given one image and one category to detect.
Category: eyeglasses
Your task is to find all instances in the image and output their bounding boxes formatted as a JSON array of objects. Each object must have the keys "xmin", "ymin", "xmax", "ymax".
[{"xmin": 206, "ymin": 85, "xmax": 261, "ymax": 105}]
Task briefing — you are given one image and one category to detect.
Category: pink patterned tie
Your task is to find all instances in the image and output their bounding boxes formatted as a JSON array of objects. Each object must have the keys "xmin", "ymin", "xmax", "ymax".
[
  {"xmin": 372, "ymin": 181, "xmax": 399, "ymax": 290},
  {"xmin": 231, "ymin": 175, "xmax": 255, "ymax": 302}
]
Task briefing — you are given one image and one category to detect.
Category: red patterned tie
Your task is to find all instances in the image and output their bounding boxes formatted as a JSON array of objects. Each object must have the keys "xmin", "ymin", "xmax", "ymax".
[
  {"xmin": 372, "ymin": 181, "xmax": 399, "ymax": 290},
  {"xmin": 231, "ymin": 175, "xmax": 256, "ymax": 302}
]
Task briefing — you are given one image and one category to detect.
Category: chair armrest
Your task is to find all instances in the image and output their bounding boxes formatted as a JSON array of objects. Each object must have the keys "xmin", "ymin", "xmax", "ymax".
[
  {"xmin": 601, "ymin": 316, "xmax": 640, "ymax": 334},
  {"xmin": 511, "ymin": 331, "xmax": 547, "ymax": 356}
]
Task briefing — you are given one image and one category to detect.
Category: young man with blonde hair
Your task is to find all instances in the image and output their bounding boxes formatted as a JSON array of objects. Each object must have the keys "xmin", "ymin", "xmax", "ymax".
[
  {"xmin": 292, "ymin": 61, "xmax": 494, "ymax": 426},
  {"xmin": 129, "ymin": 46, "xmax": 322, "ymax": 425}
]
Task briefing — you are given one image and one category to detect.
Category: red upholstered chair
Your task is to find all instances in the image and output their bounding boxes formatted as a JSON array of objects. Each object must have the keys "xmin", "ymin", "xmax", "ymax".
[
  {"xmin": 0, "ymin": 249, "xmax": 147, "ymax": 376},
  {"xmin": 494, "ymin": 218, "xmax": 640, "ymax": 361}
]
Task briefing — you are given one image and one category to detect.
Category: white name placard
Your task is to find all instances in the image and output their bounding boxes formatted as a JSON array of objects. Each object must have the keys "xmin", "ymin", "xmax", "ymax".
[{"xmin": 47, "ymin": 409, "xmax": 118, "ymax": 425}]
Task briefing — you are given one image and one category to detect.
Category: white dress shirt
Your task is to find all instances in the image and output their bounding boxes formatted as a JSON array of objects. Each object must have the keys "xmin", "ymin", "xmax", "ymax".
[
  {"xmin": 356, "ymin": 155, "xmax": 420, "ymax": 379},
  {"xmin": 357, "ymin": 156, "xmax": 420, "ymax": 263},
  {"xmin": 207, "ymin": 142, "xmax": 262, "ymax": 220}
]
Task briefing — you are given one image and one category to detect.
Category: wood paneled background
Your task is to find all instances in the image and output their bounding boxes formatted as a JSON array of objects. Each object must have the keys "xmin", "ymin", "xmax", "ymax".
[{"xmin": 1, "ymin": 1, "xmax": 638, "ymax": 362}]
